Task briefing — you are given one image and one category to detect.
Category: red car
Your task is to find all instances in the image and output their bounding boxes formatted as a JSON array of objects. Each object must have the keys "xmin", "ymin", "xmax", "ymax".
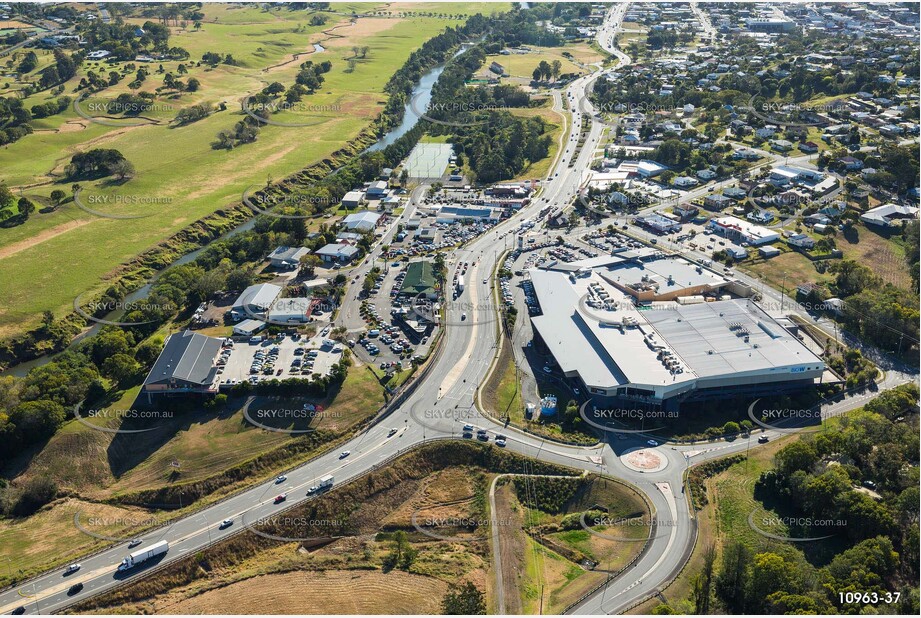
[{"xmin": 274, "ymin": 493, "xmax": 287, "ymax": 503}]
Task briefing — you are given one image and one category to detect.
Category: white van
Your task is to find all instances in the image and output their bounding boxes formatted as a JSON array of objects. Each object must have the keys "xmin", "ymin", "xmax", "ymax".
[{"xmin": 369, "ymin": 329, "xmax": 380, "ymax": 337}]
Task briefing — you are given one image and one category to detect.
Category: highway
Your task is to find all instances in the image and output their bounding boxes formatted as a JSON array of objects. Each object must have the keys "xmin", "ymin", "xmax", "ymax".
[{"xmin": 1, "ymin": 4, "xmax": 916, "ymax": 615}]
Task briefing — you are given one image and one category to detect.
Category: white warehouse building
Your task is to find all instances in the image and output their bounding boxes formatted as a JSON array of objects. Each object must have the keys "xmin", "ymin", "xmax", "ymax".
[{"xmin": 528, "ymin": 260, "xmax": 825, "ymax": 410}]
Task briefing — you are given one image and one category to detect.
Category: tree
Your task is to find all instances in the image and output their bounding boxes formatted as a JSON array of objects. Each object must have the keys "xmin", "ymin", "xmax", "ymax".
[
  {"xmin": 110, "ymin": 158, "xmax": 136, "ymax": 181},
  {"xmin": 550, "ymin": 59, "xmax": 562, "ymax": 81},
  {"xmin": 50, "ymin": 189, "xmax": 67, "ymax": 205},
  {"xmin": 102, "ymin": 353, "xmax": 140, "ymax": 384},
  {"xmin": 441, "ymin": 581, "xmax": 486, "ymax": 615}
]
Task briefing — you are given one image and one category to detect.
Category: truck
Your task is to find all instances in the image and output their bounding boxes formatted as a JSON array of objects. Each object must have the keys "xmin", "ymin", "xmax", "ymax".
[
  {"xmin": 319, "ymin": 475, "xmax": 334, "ymax": 490},
  {"xmin": 118, "ymin": 540, "xmax": 168, "ymax": 572},
  {"xmin": 456, "ymin": 275, "xmax": 465, "ymax": 293}
]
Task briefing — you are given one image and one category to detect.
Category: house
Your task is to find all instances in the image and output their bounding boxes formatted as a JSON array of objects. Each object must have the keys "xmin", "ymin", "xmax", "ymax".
[
  {"xmin": 839, "ymin": 156, "xmax": 864, "ymax": 171},
  {"xmin": 732, "ymin": 148, "xmax": 761, "ymax": 161},
  {"xmin": 704, "ymin": 194, "xmax": 732, "ymax": 211},
  {"xmin": 860, "ymin": 203, "xmax": 919, "ymax": 227},
  {"xmin": 726, "ymin": 246, "xmax": 748, "ymax": 260},
  {"xmin": 787, "ymin": 233, "xmax": 815, "ymax": 249},
  {"xmin": 758, "ymin": 245, "xmax": 781, "ymax": 258},
  {"xmin": 722, "ymin": 187, "xmax": 747, "ymax": 201},
  {"xmin": 142, "ymin": 331, "xmax": 222, "ymax": 401},
  {"xmin": 754, "ymin": 126, "xmax": 777, "ymax": 139},
  {"xmin": 489, "ymin": 61, "xmax": 505, "ymax": 75},
  {"xmin": 316, "ymin": 243, "xmax": 359, "ymax": 264},
  {"xmin": 696, "ymin": 169, "xmax": 717, "ymax": 180},
  {"xmin": 366, "ymin": 181, "xmax": 389, "ymax": 198},
  {"xmin": 341, "ymin": 190, "xmax": 364, "ymax": 209},
  {"xmin": 799, "ymin": 141, "xmax": 819, "ymax": 153},
  {"xmin": 231, "ymin": 283, "xmax": 282, "ymax": 321},
  {"xmin": 770, "ymin": 139, "xmax": 794, "ymax": 152},
  {"xmin": 672, "ymin": 176, "xmax": 698, "ymax": 188},
  {"xmin": 674, "ymin": 204, "xmax": 699, "ymax": 221},
  {"xmin": 267, "ymin": 246, "xmax": 310, "ymax": 270},
  {"xmin": 341, "ymin": 210, "xmax": 381, "ymax": 232},
  {"xmin": 747, "ymin": 209, "xmax": 774, "ymax": 224}
]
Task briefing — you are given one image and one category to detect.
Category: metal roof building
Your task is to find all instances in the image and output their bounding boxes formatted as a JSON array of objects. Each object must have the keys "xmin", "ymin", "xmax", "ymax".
[
  {"xmin": 528, "ymin": 261, "xmax": 825, "ymax": 409},
  {"xmin": 142, "ymin": 331, "xmax": 221, "ymax": 400}
]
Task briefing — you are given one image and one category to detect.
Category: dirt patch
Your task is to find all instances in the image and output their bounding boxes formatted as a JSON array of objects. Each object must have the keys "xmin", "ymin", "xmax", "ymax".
[
  {"xmin": 153, "ymin": 569, "xmax": 449, "ymax": 614},
  {"xmin": 495, "ymin": 481, "xmax": 526, "ymax": 614},
  {"xmin": 0, "ymin": 219, "xmax": 91, "ymax": 260}
]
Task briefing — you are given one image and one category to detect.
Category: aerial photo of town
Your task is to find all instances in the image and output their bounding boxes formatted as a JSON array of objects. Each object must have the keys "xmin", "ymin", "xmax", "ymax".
[{"xmin": 0, "ymin": 1, "xmax": 918, "ymax": 616}]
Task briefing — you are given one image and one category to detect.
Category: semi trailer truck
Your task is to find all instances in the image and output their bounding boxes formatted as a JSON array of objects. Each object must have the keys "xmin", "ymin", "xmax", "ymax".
[{"xmin": 117, "ymin": 540, "xmax": 169, "ymax": 572}]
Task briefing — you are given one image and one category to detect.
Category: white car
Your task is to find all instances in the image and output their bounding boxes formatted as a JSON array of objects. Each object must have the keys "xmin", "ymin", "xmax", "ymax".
[
  {"xmin": 220, "ymin": 518, "xmax": 234, "ymax": 529},
  {"xmin": 647, "ymin": 439, "xmax": 659, "ymax": 446},
  {"xmin": 388, "ymin": 428, "xmax": 398, "ymax": 437},
  {"xmin": 275, "ymin": 475, "xmax": 287, "ymax": 484},
  {"xmin": 63, "ymin": 564, "xmax": 81, "ymax": 576},
  {"xmin": 543, "ymin": 366, "xmax": 552, "ymax": 374},
  {"xmin": 339, "ymin": 451, "xmax": 351, "ymax": 459}
]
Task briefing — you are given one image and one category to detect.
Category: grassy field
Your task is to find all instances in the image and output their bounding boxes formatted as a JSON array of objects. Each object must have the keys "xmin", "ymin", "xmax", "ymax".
[
  {"xmin": 0, "ymin": 366, "xmax": 384, "ymax": 585},
  {"xmin": 506, "ymin": 475, "xmax": 649, "ymax": 614},
  {"xmin": 484, "ymin": 42, "xmax": 602, "ymax": 82},
  {"xmin": 510, "ymin": 104, "xmax": 564, "ymax": 181},
  {"xmin": 742, "ymin": 221, "xmax": 912, "ymax": 294},
  {"xmin": 0, "ymin": 6, "xmax": 479, "ymax": 337}
]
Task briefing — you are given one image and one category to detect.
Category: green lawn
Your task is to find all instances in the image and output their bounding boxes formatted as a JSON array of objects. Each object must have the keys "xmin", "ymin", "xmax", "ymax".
[{"xmin": 0, "ymin": 9, "xmax": 468, "ymax": 337}]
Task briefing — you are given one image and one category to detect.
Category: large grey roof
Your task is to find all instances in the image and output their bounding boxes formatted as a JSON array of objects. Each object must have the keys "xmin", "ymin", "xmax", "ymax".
[{"xmin": 145, "ymin": 331, "xmax": 220, "ymax": 387}]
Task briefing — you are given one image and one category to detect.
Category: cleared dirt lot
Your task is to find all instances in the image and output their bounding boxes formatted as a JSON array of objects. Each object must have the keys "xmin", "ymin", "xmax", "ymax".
[{"xmin": 152, "ymin": 569, "xmax": 449, "ymax": 614}]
